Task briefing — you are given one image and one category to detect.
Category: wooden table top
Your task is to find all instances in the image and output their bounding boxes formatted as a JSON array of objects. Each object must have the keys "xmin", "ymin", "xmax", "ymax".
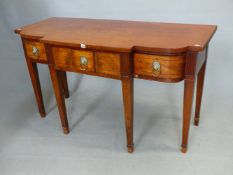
[{"xmin": 15, "ymin": 17, "xmax": 217, "ymax": 53}]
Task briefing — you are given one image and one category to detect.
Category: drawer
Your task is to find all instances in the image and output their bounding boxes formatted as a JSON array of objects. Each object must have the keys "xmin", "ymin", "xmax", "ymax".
[
  {"xmin": 134, "ymin": 53, "xmax": 185, "ymax": 81},
  {"xmin": 95, "ymin": 52, "xmax": 121, "ymax": 77},
  {"xmin": 24, "ymin": 40, "xmax": 47, "ymax": 61},
  {"xmin": 52, "ymin": 47, "xmax": 95, "ymax": 72}
]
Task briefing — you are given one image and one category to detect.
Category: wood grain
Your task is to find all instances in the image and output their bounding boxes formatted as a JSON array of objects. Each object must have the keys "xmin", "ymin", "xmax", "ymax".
[
  {"xmin": 24, "ymin": 40, "xmax": 47, "ymax": 61},
  {"xmin": 49, "ymin": 66, "xmax": 70, "ymax": 134},
  {"xmin": 181, "ymin": 78, "xmax": 195, "ymax": 153},
  {"xmin": 194, "ymin": 47, "xmax": 208, "ymax": 126},
  {"xmin": 52, "ymin": 47, "xmax": 95, "ymax": 72},
  {"xmin": 25, "ymin": 60, "xmax": 46, "ymax": 118},
  {"xmin": 95, "ymin": 52, "xmax": 120, "ymax": 77},
  {"xmin": 181, "ymin": 51, "xmax": 198, "ymax": 153},
  {"xmin": 22, "ymin": 39, "xmax": 46, "ymax": 118},
  {"xmin": 134, "ymin": 53, "xmax": 185, "ymax": 81},
  {"xmin": 45, "ymin": 44, "xmax": 70, "ymax": 134},
  {"xmin": 60, "ymin": 71, "xmax": 70, "ymax": 99},
  {"xmin": 120, "ymin": 53, "xmax": 134, "ymax": 153},
  {"xmin": 15, "ymin": 17, "xmax": 217, "ymax": 53}
]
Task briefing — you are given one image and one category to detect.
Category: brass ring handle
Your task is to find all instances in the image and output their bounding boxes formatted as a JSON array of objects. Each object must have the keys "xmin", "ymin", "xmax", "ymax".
[
  {"xmin": 80, "ymin": 56, "xmax": 88, "ymax": 71},
  {"xmin": 32, "ymin": 46, "xmax": 39, "ymax": 58},
  {"xmin": 152, "ymin": 61, "xmax": 161, "ymax": 77}
]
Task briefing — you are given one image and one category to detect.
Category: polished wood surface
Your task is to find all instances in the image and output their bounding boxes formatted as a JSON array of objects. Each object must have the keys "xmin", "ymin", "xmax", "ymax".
[
  {"xmin": 95, "ymin": 52, "xmax": 121, "ymax": 77},
  {"xmin": 134, "ymin": 53, "xmax": 185, "ymax": 81},
  {"xmin": 49, "ymin": 67, "xmax": 70, "ymax": 134},
  {"xmin": 181, "ymin": 51, "xmax": 198, "ymax": 153},
  {"xmin": 122, "ymin": 77, "xmax": 134, "ymax": 153},
  {"xmin": 46, "ymin": 45, "xmax": 70, "ymax": 134},
  {"xmin": 194, "ymin": 48, "xmax": 208, "ymax": 126},
  {"xmin": 22, "ymin": 39, "xmax": 46, "ymax": 117},
  {"xmin": 15, "ymin": 17, "xmax": 216, "ymax": 53},
  {"xmin": 21, "ymin": 38, "xmax": 70, "ymax": 121},
  {"xmin": 60, "ymin": 71, "xmax": 70, "ymax": 99},
  {"xmin": 24, "ymin": 40, "xmax": 47, "ymax": 61},
  {"xmin": 120, "ymin": 53, "xmax": 134, "ymax": 153},
  {"xmin": 25, "ymin": 60, "xmax": 46, "ymax": 117},
  {"xmin": 52, "ymin": 47, "xmax": 95, "ymax": 72},
  {"xmin": 15, "ymin": 17, "xmax": 217, "ymax": 153},
  {"xmin": 182, "ymin": 77, "xmax": 196, "ymax": 153}
]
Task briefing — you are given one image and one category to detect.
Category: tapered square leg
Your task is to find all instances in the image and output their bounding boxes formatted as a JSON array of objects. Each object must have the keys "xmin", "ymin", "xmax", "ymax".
[
  {"xmin": 181, "ymin": 78, "xmax": 196, "ymax": 153},
  {"xmin": 194, "ymin": 62, "xmax": 206, "ymax": 126},
  {"xmin": 49, "ymin": 66, "xmax": 69, "ymax": 134},
  {"xmin": 25, "ymin": 60, "xmax": 46, "ymax": 118},
  {"xmin": 122, "ymin": 77, "xmax": 134, "ymax": 153},
  {"xmin": 60, "ymin": 71, "xmax": 70, "ymax": 98}
]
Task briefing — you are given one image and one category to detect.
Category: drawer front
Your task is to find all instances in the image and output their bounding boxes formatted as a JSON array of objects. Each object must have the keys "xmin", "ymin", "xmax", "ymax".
[
  {"xmin": 24, "ymin": 40, "xmax": 47, "ymax": 61},
  {"xmin": 134, "ymin": 53, "xmax": 185, "ymax": 80},
  {"xmin": 95, "ymin": 52, "xmax": 121, "ymax": 77},
  {"xmin": 52, "ymin": 47, "xmax": 95, "ymax": 72}
]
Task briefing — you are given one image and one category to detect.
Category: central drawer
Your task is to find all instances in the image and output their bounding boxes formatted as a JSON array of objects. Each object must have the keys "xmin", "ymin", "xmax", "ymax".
[{"xmin": 52, "ymin": 47, "xmax": 95, "ymax": 72}]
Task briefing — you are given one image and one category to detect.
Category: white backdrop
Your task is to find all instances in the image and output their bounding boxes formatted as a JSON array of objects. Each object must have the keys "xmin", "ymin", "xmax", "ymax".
[{"xmin": 0, "ymin": 0, "xmax": 233, "ymax": 174}]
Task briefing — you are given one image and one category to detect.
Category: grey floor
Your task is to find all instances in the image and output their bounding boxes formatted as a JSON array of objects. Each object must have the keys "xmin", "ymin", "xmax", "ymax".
[{"xmin": 1, "ymin": 0, "xmax": 233, "ymax": 174}]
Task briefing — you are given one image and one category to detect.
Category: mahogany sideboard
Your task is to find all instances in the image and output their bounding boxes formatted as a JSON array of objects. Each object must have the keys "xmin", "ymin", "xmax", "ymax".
[{"xmin": 15, "ymin": 17, "xmax": 217, "ymax": 153}]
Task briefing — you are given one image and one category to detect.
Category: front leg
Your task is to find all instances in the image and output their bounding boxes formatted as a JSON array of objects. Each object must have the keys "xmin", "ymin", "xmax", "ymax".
[
  {"xmin": 194, "ymin": 60, "xmax": 207, "ymax": 126},
  {"xmin": 122, "ymin": 77, "xmax": 134, "ymax": 153},
  {"xmin": 180, "ymin": 50, "xmax": 199, "ymax": 153},
  {"xmin": 181, "ymin": 77, "xmax": 196, "ymax": 153},
  {"xmin": 49, "ymin": 66, "xmax": 69, "ymax": 134},
  {"xmin": 25, "ymin": 60, "xmax": 46, "ymax": 118}
]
